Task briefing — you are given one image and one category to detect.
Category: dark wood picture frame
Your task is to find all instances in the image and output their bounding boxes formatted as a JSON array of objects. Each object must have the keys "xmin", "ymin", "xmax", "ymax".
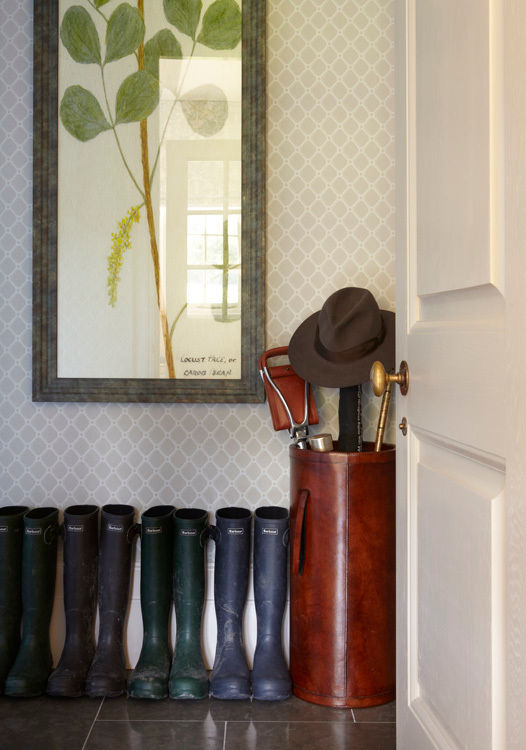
[{"xmin": 33, "ymin": 0, "xmax": 265, "ymax": 403}]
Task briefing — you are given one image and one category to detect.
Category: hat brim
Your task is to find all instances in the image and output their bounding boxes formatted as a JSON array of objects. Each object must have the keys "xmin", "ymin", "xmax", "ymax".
[{"xmin": 288, "ymin": 308, "xmax": 395, "ymax": 388}]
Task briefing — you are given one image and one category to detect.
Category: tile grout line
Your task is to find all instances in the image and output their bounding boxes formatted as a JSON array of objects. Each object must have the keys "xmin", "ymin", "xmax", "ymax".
[
  {"xmin": 94, "ymin": 718, "xmax": 391, "ymax": 724},
  {"xmin": 81, "ymin": 697, "xmax": 105, "ymax": 750},
  {"xmin": 222, "ymin": 720, "xmax": 227, "ymax": 750}
]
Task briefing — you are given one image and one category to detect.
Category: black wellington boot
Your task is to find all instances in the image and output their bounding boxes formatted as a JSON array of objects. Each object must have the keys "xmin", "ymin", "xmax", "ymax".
[
  {"xmin": 252, "ymin": 506, "xmax": 292, "ymax": 701},
  {"xmin": 169, "ymin": 508, "xmax": 209, "ymax": 700},
  {"xmin": 127, "ymin": 505, "xmax": 174, "ymax": 700},
  {"xmin": 4, "ymin": 507, "xmax": 59, "ymax": 697},
  {"xmin": 209, "ymin": 507, "xmax": 252, "ymax": 700},
  {"xmin": 85, "ymin": 504, "xmax": 136, "ymax": 698},
  {"xmin": 0, "ymin": 506, "xmax": 29, "ymax": 693},
  {"xmin": 47, "ymin": 505, "xmax": 99, "ymax": 697}
]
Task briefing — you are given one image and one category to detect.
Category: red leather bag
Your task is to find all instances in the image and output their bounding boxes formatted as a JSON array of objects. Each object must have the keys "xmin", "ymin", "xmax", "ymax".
[
  {"xmin": 289, "ymin": 442, "xmax": 395, "ymax": 708},
  {"xmin": 258, "ymin": 346, "xmax": 318, "ymax": 433}
]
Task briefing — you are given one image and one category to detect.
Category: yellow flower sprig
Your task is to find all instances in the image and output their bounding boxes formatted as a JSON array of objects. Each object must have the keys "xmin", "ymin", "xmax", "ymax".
[{"xmin": 107, "ymin": 205, "xmax": 141, "ymax": 307}]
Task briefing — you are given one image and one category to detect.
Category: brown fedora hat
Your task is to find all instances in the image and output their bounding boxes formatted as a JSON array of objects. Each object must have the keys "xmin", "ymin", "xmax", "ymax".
[{"xmin": 288, "ymin": 287, "xmax": 395, "ymax": 388}]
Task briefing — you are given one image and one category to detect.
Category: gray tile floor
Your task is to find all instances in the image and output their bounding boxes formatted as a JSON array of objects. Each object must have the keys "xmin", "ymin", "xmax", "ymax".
[{"xmin": 0, "ymin": 693, "xmax": 395, "ymax": 749}]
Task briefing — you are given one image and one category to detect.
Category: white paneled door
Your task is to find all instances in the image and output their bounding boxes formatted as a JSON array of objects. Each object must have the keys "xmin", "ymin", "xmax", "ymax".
[{"xmin": 395, "ymin": 1, "xmax": 509, "ymax": 748}]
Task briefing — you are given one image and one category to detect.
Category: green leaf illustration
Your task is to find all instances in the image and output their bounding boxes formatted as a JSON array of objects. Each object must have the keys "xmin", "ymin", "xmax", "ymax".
[
  {"xmin": 105, "ymin": 3, "xmax": 145, "ymax": 64},
  {"xmin": 163, "ymin": 0, "xmax": 202, "ymax": 40},
  {"xmin": 181, "ymin": 84, "xmax": 228, "ymax": 137},
  {"xmin": 144, "ymin": 29, "xmax": 183, "ymax": 79},
  {"xmin": 115, "ymin": 71, "xmax": 160, "ymax": 124},
  {"xmin": 60, "ymin": 6, "xmax": 101, "ymax": 65},
  {"xmin": 94, "ymin": 0, "xmax": 111, "ymax": 7},
  {"xmin": 197, "ymin": 0, "xmax": 241, "ymax": 50},
  {"xmin": 60, "ymin": 85, "xmax": 111, "ymax": 141}
]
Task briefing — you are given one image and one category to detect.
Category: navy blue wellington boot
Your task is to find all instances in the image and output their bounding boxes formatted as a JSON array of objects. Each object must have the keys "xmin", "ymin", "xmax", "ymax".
[
  {"xmin": 251, "ymin": 506, "xmax": 292, "ymax": 701},
  {"xmin": 47, "ymin": 504, "xmax": 99, "ymax": 697},
  {"xmin": 85, "ymin": 504, "xmax": 137, "ymax": 698},
  {"xmin": 209, "ymin": 507, "xmax": 252, "ymax": 700}
]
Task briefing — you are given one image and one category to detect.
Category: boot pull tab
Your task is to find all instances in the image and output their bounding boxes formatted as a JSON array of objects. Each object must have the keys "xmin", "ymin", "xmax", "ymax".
[
  {"xmin": 200, "ymin": 525, "xmax": 209, "ymax": 548},
  {"xmin": 127, "ymin": 522, "xmax": 141, "ymax": 543},
  {"xmin": 208, "ymin": 524, "xmax": 220, "ymax": 544},
  {"xmin": 44, "ymin": 522, "xmax": 59, "ymax": 545}
]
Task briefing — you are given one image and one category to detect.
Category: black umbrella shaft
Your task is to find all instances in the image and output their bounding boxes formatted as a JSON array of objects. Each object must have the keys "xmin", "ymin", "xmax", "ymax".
[{"xmin": 338, "ymin": 385, "xmax": 362, "ymax": 452}]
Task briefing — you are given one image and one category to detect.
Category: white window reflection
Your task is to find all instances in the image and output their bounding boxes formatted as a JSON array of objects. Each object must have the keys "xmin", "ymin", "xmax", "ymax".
[
  {"xmin": 185, "ymin": 160, "xmax": 241, "ymax": 321},
  {"xmin": 160, "ymin": 57, "xmax": 242, "ymax": 379}
]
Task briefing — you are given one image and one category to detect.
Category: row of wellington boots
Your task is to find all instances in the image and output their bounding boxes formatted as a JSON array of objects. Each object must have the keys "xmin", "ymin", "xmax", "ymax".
[
  {"xmin": 209, "ymin": 506, "xmax": 292, "ymax": 701},
  {"xmin": 127, "ymin": 507, "xmax": 209, "ymax": 700},
  {"xmin": 129, "ymin": 504, "xmax": 291, "ymax": 701},
  {"xmin": 3, "ymin": 507, "xmax": 59, "ymax": 697},
  {"xmin": 0, "ymin": 502, "xmax": 291, "ymax": 700},
  {"xmin": 47, "ymin": 504, "xmax": 137, "ymax": 698}
]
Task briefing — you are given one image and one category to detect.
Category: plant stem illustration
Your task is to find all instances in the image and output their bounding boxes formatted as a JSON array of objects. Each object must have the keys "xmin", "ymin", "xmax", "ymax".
[{"xmin": 59, "ymin": 0, "xmax": 242, "ymax": 377}]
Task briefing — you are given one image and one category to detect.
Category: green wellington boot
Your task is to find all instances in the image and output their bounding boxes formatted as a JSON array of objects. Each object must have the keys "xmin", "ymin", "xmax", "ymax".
[
  {"xmin": 169, "ymin": 508, "xmax": 209, "ymax": 699},
  {"xmin": 128, "ymin": 505, "xmax": 174, "ymax": 700},
  {"xmin": 4, "ymin": 507, "xmax": 59, "ymax": 697},
  {"xmin": 0, "ymin": 506, "xmax": 29, "ymax": 693}
]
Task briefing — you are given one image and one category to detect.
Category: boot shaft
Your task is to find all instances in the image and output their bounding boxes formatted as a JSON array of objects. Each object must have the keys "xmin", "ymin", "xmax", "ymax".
[
  {"xmin": 211, "ymin": 507, "xmax": 252, "ymax": 637},
  {"xmin": 173, "ymin": 508, "xmax": 208, "ymax": 603},
  {"xmin": 97, "ymin": 504, "xmax": 136, "ymax": 618},
  {"xmin": 62, "ymin": 504, "xmax": 99, "ymax": 621},
  {"xmin": 209, "ymin": 508, "xmax": 252, "ymax": 699},
  {"xmin": 138, "ymin": 505, "xmax": 174, "ymax": 639},
  {"xmin": 253, "ymin": 506, "xmax": 289, "ymax": 636},
  {"xmin": 21, "ymin": 508, "xmax": 59, "ymax": 632},
  {"xmin": 0, "ymin": 506, "xmax": 28, "ymax": 617}
]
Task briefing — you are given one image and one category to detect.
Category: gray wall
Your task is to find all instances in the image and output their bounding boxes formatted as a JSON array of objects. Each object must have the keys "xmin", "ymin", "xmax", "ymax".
[{"xmin": 0, "ymin": 0, "xmax": 395, "ymax": 517}]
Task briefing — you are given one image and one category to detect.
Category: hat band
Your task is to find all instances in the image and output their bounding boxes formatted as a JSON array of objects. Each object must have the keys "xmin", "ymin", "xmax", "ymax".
[{"xmin": 314, "ymin": 319, "xmax": 386, "ymax": 364}]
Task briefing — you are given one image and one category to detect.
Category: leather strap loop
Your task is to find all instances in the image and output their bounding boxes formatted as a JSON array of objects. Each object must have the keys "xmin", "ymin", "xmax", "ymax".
[
  {"xmin": 43, "ymin": 523, "xmax": 58, "ymax": 545},
  {"xmin": 199, "ymin": 525, "xmax": 209, "ymax": 548},
  {"xmin": 127, "ymin": 523, "xmax": 141, "ymax": 543},
  {"xmin": 292, "ymin": 489, "xmax": 309, "ymax": 576},
  {"xmin": 208, "ymin": 524, "xmax": 220, "ymax": 543}
]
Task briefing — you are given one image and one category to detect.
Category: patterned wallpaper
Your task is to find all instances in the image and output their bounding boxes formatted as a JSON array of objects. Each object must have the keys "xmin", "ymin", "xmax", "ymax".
[{"xmin": 0, "ymin": 0, "xmax": 395, "ymax": 518}]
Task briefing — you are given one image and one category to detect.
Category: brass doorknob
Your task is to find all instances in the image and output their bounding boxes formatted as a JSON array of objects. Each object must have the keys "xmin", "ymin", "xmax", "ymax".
[{"xmin": 370, "ymin": 360, "xmax": 409, "ymax": 397}]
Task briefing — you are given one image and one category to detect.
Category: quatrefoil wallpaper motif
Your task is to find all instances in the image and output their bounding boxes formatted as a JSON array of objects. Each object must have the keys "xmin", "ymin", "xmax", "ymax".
[{"xmin": 0, "ymin": 0, "xmax": 395, "ymax": 515}]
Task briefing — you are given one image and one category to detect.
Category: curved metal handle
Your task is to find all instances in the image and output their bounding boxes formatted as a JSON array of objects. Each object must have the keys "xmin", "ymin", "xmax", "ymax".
[{"xmin": 370, "ymin": 360, "xmax": 409, "ymax": 396}]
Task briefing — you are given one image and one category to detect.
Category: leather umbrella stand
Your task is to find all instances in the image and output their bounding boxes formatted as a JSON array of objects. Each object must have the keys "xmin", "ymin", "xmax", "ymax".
[{"xmin": 289, "ymin": 442, "xmax": 395, "ymax": 708}]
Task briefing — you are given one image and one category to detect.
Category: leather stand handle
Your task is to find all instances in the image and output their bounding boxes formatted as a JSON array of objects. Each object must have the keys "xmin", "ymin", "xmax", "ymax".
[
  {"xmin": 292, "ymin": 489, "xmax": 309, "ymax": 576},
  {"xmin": 258, "ymin": 346, "xmax": 289, "ymax": 371}
]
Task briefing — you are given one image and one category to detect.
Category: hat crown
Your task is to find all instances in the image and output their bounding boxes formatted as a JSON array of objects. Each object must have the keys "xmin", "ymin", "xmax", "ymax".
[{"xmin": 318, "ymin": 288, "xmax": 382, "ymax": 353}]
